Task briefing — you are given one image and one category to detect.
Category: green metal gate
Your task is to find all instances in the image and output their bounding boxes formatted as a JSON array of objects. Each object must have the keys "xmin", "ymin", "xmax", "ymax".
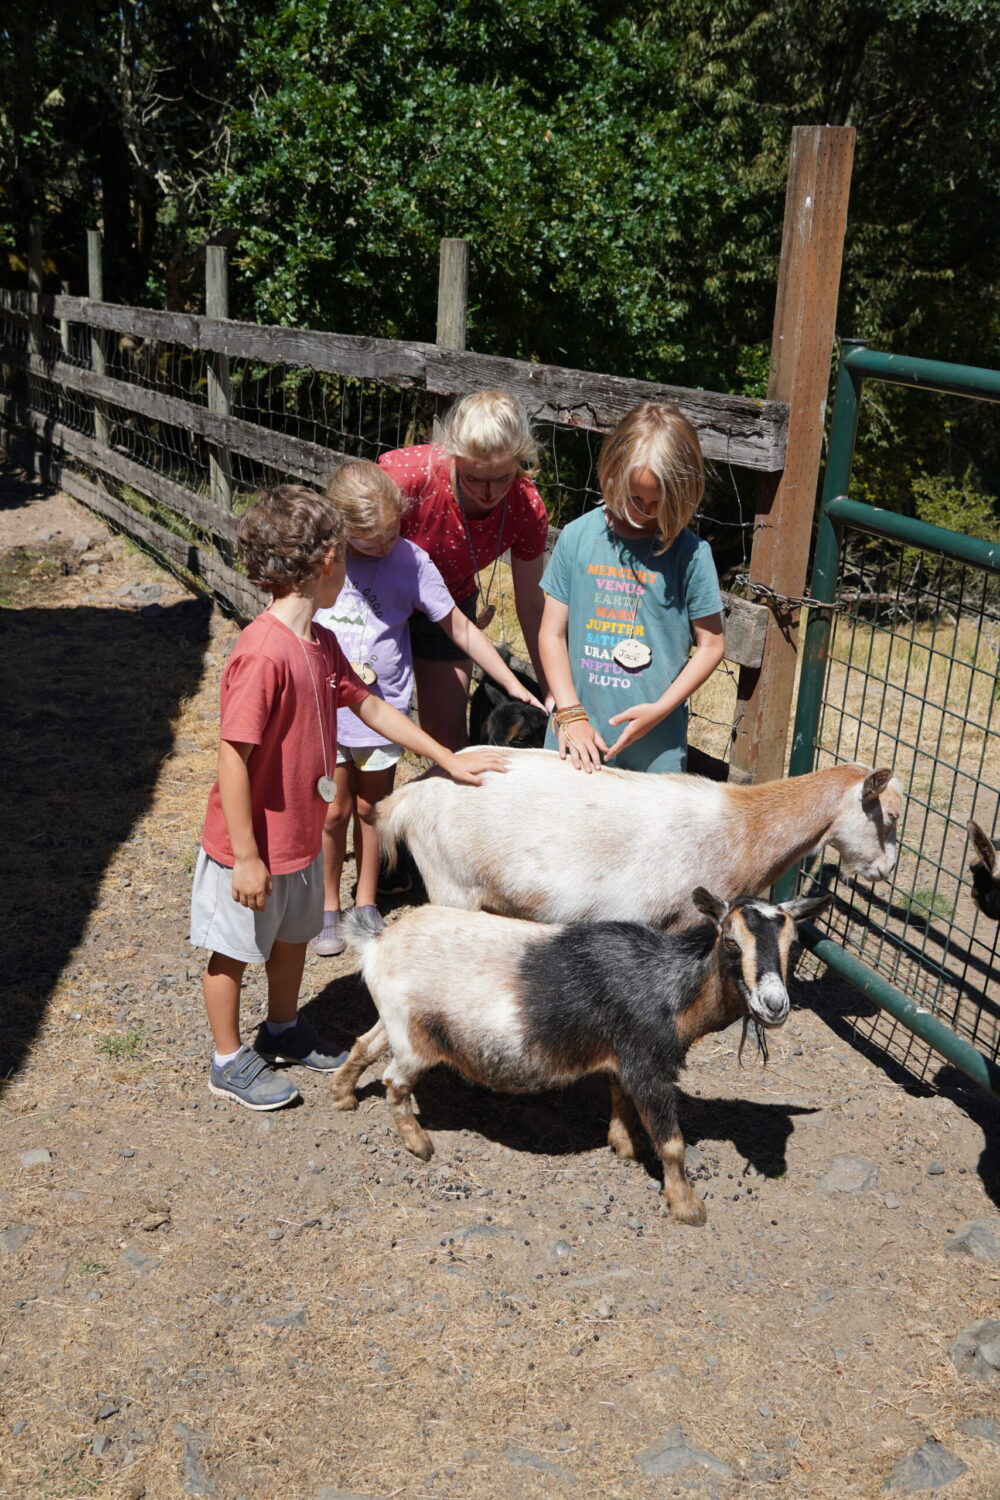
[{"xmin": 782, "ymin": 342, "xmax": 1000, "ymax": 1098}]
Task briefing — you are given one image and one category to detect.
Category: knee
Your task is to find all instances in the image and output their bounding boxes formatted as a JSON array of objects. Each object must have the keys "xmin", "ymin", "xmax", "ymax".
[{"xmin": 324, "ymin": 798, "xmax": 353, "ymax": 834}]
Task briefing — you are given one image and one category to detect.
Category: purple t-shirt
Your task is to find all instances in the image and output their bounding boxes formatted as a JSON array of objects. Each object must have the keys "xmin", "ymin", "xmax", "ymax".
[{"xmin": 314, "ymin": 538, "xmax": 454, "ymax": 747}]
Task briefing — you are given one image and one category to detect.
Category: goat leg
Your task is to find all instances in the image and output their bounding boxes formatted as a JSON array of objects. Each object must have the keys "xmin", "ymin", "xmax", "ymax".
[
  {"xmin": 629, "ymin": 1082, "xmax": 706, "ymax": 1226},
  {"xmin": 330, "ymin": 1019, "xmax": 388, "ymax": 1110},
  {"xmin": 606, "ymin": 1076, "xmax": 643, "ymax": 1160},
  {"xmin": 384, "ymin": 1071, "xmax": 434, "ymax": 1161}
]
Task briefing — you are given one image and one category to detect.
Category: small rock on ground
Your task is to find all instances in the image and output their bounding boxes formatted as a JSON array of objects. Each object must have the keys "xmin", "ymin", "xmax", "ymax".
[
  {"xmin": 884, "ymin": 1439, "xmax": 967, "ymax": 1491},
  {"xmin": 819, "ymin": 1154, "xmax": 878, "ymax": 1193},
  {"xmin": 949, "ymin": 1320, "xmax": 1000, "ymax": 1380},
  {"xmin": 634, "ymin": 1426, "xmax": 734, "ymax": 1478}
]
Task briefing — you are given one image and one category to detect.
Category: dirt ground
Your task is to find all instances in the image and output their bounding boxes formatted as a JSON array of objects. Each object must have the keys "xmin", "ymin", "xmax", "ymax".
[{"xmin": 1, "ymin": 460, "xmax": 999, "ymax": 1500}]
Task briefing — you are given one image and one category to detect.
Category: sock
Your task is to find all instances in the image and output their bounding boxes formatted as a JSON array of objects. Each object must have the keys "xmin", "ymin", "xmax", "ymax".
[
  {"xmin": 214, "ymin": 1047, "xmax": 241, "ymax": 1067},
  {"xmin": 264, "ymin": 1017, "xmax": 297, "ymax": 1036}
]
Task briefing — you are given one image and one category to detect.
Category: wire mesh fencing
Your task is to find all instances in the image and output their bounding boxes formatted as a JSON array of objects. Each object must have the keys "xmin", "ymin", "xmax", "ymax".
[{"xmin": 797, "ymin": 523, "xmax": 1000, "ymax": 1083}]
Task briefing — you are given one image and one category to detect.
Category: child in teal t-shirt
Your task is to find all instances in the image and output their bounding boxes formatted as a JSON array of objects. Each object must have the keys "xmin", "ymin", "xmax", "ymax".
[{"xmin": 538, "ymin": 402, "xmax": 725, "ymax": 774}]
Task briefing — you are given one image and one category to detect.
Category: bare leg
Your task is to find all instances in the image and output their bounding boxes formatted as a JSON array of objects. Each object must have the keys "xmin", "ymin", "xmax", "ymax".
[
  {"xmin": 263, "ymin": 940, "xmax": 307, "ymax": 1026},
  {"xmin": 353, "ymin": 764, "xmax": 398, "ymax": 908},
  {"xmin": 320, "ymin": 764, "xmax": 355, "ymax": 911},
  {"xmin": 412, "ymin": 657, "xmax": 473, "ymax": 752},
  {"xmin": 203, "ymin": 952, "xmax": 246, "ymax": 1055},
  {"xmin": 330, "ymin": 1019, "xmax": 388, "ymax": 1109},
  {"xmin": 607, "ymin": 1076, "xmax": 643, "ymax": 1160}
]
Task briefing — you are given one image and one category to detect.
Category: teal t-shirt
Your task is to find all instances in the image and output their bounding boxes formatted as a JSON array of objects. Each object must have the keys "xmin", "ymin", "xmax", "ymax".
[{"xmin": 542, "ymin": 510, "xmax": 723, "ymax": 773}]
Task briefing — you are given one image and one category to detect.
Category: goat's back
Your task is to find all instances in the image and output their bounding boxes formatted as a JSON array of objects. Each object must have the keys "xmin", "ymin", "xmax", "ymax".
[{"xmin": 377, "ymin": 749, "xmax": 729, "ymax": 924}]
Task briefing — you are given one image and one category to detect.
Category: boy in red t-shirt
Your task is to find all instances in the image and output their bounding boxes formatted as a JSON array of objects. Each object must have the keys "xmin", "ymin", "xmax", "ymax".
[{"xmin": 190, "ymin": 485, "xmax": 507, "ymax": 1111}]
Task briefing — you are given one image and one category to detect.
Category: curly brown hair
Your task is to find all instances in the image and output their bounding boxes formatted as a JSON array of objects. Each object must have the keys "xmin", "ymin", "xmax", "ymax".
[{"xmin": 236, "ymin": 485, "xmax": 346, "ymax": 596}]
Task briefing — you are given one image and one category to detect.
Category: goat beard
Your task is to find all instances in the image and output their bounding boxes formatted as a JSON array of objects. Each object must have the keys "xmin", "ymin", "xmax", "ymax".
[{"xmin": 737, "ymin": 1014, "xmax": 770, "ymax": 1067}]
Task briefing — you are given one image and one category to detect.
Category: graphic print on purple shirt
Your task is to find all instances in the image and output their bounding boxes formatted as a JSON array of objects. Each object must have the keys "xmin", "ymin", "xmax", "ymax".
[{"xmin": 313, "ymin": 537, "xmax": 454, "ymax": 747}]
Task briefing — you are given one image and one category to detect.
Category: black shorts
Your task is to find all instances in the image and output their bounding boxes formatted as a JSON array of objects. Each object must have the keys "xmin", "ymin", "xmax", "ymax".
[{"xmin": 409, "ymin": 593, "xmax": 477, "ymax": 662}]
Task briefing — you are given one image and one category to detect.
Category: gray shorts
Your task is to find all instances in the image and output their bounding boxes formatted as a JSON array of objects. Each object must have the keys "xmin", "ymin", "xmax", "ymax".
[{"xmin": 189, "ymin": 849, "xmax": 324, "ymax": 963}]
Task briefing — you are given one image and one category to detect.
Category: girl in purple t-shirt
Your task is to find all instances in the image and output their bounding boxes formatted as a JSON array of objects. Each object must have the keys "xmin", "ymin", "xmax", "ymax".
[{"xmin": 312, "ymin": 460, "xmax": 542, "ymax": 955}]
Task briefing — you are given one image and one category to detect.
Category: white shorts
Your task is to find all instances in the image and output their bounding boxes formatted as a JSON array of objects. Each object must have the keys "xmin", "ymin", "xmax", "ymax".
[
  {"xmin": 188, "ymin": 850, "xmax": 324, "ymax": 963},
  {"xmin": 336, "ymin": 741, "xmax": 403, "ymax": 773}
]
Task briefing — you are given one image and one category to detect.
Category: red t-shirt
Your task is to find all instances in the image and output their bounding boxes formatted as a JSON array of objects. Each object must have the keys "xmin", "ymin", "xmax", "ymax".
[
  {"xmin": 200, "ymin": 613, "xmax": 369, "ymax": 873},
  {"xmin": 379, "ymin": 444, "xmax": 549, "ymax": 604}
]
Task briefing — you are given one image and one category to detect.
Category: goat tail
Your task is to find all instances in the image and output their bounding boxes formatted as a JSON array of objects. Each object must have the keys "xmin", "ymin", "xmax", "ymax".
[{"xmin": 341, "ymin": 910, "xmax": 383, "ymax": 956}]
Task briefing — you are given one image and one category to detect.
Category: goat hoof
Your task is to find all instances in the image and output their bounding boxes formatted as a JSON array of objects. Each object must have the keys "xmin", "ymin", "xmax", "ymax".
[
  {"xmin": 398, "ymin": 1127, "xmax": 434, "ymax": 1161},
  {"xmin": 607, "ymin": 1129, "xmax": 639, "ymax": 1160},
  {"xmin": 330, "ymin": 1090, "xmax": 358, "ymax": 1111},
  {"xmin": 670, "ymin": 1196, "xmax": 707, "ymax": 1227}
]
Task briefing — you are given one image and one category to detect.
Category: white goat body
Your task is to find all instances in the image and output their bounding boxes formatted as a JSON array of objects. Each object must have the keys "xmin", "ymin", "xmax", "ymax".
[{"xmin": 376, "ymin": 749, "xmax": 902, "ymax": 927}]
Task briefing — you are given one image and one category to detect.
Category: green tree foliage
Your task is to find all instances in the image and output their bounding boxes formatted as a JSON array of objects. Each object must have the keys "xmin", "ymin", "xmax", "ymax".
[{"xmin": 2, "ymin": 1, "xmax": 997, "ymax": 526}]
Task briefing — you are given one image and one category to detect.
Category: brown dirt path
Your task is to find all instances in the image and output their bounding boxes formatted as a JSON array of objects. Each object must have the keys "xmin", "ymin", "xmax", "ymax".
[{"xmin": 1, "ymin": 462, "xmax": 999, "ymax": 1500}]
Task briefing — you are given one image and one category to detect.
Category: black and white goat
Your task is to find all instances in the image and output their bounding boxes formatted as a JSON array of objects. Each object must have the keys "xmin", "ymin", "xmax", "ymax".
[
  {"xmin": 967, "ymin": 821, "xmax": 1000, "ymax": 920},
  {"xmin": 333, "ymin": 888, "xmax": 832, "ymax": 1225},
  {"xmin": 468, "ymin": 647, "xmax": 548, "ymax": 749}
]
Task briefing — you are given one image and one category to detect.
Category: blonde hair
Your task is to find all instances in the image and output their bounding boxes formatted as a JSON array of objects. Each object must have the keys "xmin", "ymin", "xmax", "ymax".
[
  {"xmin": 439, "ymin": 389, "xmax": 539, "ymax": 475},
  {"xmin": 597, "ymin": 403, "xmax": 705, "ymax": 553},
  {"xmin": 325, "ymin": 459, "xmax": 408, "ymax": 538}
]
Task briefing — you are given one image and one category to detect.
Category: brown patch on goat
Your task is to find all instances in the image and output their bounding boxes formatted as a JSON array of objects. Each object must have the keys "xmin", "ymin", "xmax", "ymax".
[
  {"xmin": 330, "ymin": 1020, "xmax": 387, "ymax": 1111},
  {"xmin": 607, "ymin": 1077, "xmax": 642, "ymax": 1159},
  {"xmin": 386, "ymin": 1079, "xmax": 434, "ymax": 1160},
  {"xmin": 654, "ymin": 1133, "xmax": 706, "ymax": 1226}
]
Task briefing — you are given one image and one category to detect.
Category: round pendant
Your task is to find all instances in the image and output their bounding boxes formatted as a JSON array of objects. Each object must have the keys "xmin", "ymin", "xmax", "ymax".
[
  {"xmin": 317, "ymin": 775, "xmax": 337, "ymax": 803},
  {"xmin": 476, "ymin": 604, "xmax": 496, "ymax": 630},
  {"xmin": 350, "ymin": 661, "xmax": 378, "ymax": 686},
  {"xmin": 612, "ymin": 637, "xmax": 653, "ymax": 671}
]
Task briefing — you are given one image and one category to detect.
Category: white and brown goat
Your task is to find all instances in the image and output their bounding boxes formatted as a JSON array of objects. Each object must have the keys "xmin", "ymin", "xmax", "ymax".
[
  {"xmin": 332, "ymin": 888, "xmax": 832, "ymax": 1225},
  {"xmin": 376, "ymin": 749, "xmax": 903, "ymax": 928}
]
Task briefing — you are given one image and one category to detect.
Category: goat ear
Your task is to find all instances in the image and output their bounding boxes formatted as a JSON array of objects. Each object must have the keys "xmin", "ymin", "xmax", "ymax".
[
  {"xmin": 779, "ymin": 891, "xmax": 834, "ymax": 924},
  {"xmin": 483, "ymin": 680, "xmax": 509, "ymax": 708},
  {"xmin": 862, "ymin": 768, "xmax": 893, "ymax": 804},
  {"xmin": 692, "ymin": 887, "xmax": 728, "ymax": 924},
  {"xmin": 968, "ymin": 821, "xmax": 997, "ymax": 873}
]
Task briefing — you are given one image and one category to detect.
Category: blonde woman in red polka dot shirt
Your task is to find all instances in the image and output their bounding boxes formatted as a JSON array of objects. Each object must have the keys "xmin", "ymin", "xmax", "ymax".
[{"xmin": 378, "ymin": 389, "xmax": 551, "ymax": 749}]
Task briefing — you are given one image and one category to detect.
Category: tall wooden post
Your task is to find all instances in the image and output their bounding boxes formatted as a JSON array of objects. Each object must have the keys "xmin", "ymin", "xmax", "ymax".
[
  {"xmin": 59, "ymin": 280, "xmax": 71, "ymax": 355},
  {"xmin": 87, "ymin": 229, "xmax": 111, "ymax": 449},
  {"xmin": 729, "ymin": 126, "xmax": 855, "ymax": 784},
  {"xmin": 436, "ymin": 238, "xmax": 469, "ymax": 350},
  {"xmin": 206, "ymin": 243, "xmax": 234, "ymax": 512},
  {"xmin": 28, "ymin": 217, "xmax": 43, "ymax": 355}
]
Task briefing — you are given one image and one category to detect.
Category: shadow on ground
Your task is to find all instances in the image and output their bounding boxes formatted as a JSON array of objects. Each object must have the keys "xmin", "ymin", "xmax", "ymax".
[{"xmin": 0, "ymin": 584, "xmax": 211, "ymax": 1092}]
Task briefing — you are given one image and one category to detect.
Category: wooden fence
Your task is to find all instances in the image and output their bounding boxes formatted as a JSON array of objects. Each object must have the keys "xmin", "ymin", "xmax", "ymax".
[{"xmin": 0, "ymin": 126, "xmax": 856, "ymax": 782}]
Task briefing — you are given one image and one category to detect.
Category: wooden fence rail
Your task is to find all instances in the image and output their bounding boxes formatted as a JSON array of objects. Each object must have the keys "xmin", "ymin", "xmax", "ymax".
[{"xmin": 0, "ymin": 289, "xmax": 788, "ymax": 471}]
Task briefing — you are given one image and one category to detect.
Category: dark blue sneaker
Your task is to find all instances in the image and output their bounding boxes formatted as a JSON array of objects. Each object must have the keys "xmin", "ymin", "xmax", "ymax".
[
  {"xmin": 253, "ymin": 1018, "xmax": 349, "ymax": 1072},
  {"xmin": 208, "ymin": 1046, "xmax": 299, "ymax": 1111}
]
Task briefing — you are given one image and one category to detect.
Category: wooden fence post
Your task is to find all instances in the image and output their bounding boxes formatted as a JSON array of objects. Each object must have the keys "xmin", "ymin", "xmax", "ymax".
[
  {"xmin": 28, "ymin": 217, "xmax": 43, "ymax": 356},
  {"xmin": 206, "ymin": 244, "xmax": 234, "ymax": 512},
  {"xmin": 59, "ymin": 280, "xmax": 71, "ymax": 355},
  {"xmin": 86, "ymin": 229, "xmax": 111, "ymax": 449},
  {"xmin": 436, "ymin": 238, "xmax": 469, "ymax": 351},
  {"xmin": 729, "ymin": 125, "xmax": 855, "ymax": 785}
]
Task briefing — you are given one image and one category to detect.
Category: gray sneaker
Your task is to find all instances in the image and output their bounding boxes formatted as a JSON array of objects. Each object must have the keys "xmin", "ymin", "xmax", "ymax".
[
  {"xmin": 311, "ymin": 910, "xmax": 346, "ymax": 957},
  {"xmin": 208, "ymin": 1045, "xmax": 299, "ymax": 1111},
  {"xmin": 253, "ymin": 1018, "xmax": 349, "ymax": 1072}
]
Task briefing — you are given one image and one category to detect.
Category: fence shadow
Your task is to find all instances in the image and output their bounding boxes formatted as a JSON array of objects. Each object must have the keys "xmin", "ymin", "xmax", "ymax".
[{"xmin": 0, "ymin": 592, "xmax": 211, "ymax": 1094}]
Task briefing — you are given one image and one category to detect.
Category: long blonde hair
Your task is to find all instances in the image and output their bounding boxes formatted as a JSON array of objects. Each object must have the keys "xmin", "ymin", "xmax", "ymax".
[
  {"xmin": 598, "ymin": 403, "xmax": 704, "ymax": 553},
  {"xmin": 325, "ymin": 459, "xmax": 408, "ymax": 538},
  {"xmin": 438, "ymin": 389, "xmax": 539, "ymax": 475}
]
